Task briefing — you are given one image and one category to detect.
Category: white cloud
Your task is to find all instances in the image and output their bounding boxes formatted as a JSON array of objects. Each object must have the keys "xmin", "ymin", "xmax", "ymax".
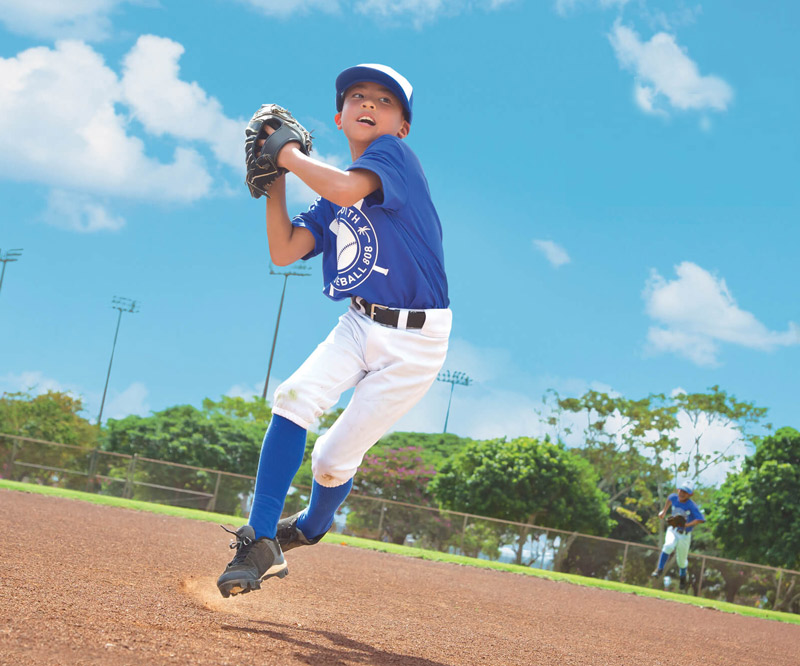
[
  {"xmin": 0, "ymin": 370, "xmax": 69, "ymax": 396},
  {"xmin": 643, "ymin": 261, "xmax": 800, "ymax": 366},
  {"xmin": 533, "ymin": 239, "xmax": 570, "ymax": 268},
  {"xmin": 555, "ymin": 0, "xmax": 629, "ymax": 17},
  {"xmin": 43, "ymin": 190, "xmax": 125, "ymax": 233},
  {"xmin": 608, "ymin": 21, "xmax": 733, "ymax": 115},
  {"xmin": 121, "ymin": 35, "xmax": 243, "ymax": 170},
  {"xmin": 0, "ymin": 0, "xmax": 131, "ymax": 41},
  {"xmin": 0, "ymin": 38, "xmax": 247, "ymax": 208},
  {"xmin": 0, "ymin": 370, "xmax": 149, "ymax": 423},
  {"xmin": 669, "ymin": 409, "xmax": 747, "ymax": 487},
  {"xmin": 241, "ymin": 0, "xmax": 511, "ymax": 24},
  {"xmin": 237, "ymin": 0, "xmax": 340, "ymax": 18},
  {"xmin": 103, "ymin": 381, "xmax": 149, "ymax": 421}
]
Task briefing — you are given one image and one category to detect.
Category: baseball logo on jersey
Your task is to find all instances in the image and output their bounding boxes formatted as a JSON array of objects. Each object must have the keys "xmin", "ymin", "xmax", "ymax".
[{"xmin": 332, "ymin": 204, "xmax": 379, "ymax": 290}]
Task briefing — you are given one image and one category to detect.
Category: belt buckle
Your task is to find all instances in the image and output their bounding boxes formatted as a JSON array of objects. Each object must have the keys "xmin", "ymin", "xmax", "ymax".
[{"xmin": 367, "ymin": 301, "xmax": 387, "ymax": 320}]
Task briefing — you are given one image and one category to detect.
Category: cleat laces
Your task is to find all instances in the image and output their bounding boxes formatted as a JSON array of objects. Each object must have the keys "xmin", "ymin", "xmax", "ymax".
[{"xmin": 221, "ymin": 525, "xmax": 255, "ymax": 565}]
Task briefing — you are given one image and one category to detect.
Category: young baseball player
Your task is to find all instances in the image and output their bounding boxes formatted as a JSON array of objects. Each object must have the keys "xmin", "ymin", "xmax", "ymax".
[
  {"xmin": 217, "ymin": 64, "xmax": 451, "ymax": 597},
  {"xmin": 650, "ymin": 482, "xmax": 705, "ymax": 591}
]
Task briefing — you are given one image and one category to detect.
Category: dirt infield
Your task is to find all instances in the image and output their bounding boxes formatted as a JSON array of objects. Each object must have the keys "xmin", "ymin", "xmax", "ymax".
[{"xmin": 2, "ymin": 489, "xmax": 799, "ymax": 666}]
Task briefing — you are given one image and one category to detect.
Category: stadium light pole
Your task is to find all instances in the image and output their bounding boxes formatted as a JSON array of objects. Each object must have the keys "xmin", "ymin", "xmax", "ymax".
[
  {"xmin": 262, "ymin": 262, "xmax": 311, "ymax": 401},
  {"xmin": 436, "ymin": 370, "xmax": 473, "ymax": 434},
  {"xmin": 0, "ymin": 248, "xmax": 23, "ymax": 296},
  {"xmin": 97, "ymin": 296, "xmax": 139, "ymax": 426}
]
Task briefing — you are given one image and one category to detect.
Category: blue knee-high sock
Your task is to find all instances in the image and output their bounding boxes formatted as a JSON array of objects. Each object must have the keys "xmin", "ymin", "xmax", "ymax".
[
  {"xmin": 658, "ymin": 551, "xmax": 669, "ymax": 571},
  {"xmin": 248, "ymin": 414, "xmax": 307, "ymax": 539},
  {"xmin": 297, "ymin": 478, "xmax": 353, "ymax": 539},
  {"xmin": 679, "ymin": 567, "xmax": 687, "ymax": 577}
]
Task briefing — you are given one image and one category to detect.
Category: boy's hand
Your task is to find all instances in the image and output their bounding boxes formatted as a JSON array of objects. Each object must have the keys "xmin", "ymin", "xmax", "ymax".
[{"xmin": 244, "ymin": 104, "xmax": 312, "ymax": 199}]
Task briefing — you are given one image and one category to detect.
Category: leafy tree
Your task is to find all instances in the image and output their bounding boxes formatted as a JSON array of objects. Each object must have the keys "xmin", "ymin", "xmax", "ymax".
[
  {"xmin": 1, "ymin": 391, "xmax": 99, "ymax": 488},
  {"xmin": 712, "ymin": 427, "xmax": 800, "ymax": 577},
  {"xmin": 671, "ymin": 385, "xmax": 768, "ymax": 481},
  {"xmin": 373, "ymin": 431, "xmax": 472, "ymax": 470},
  {"xmin": 553, "ymin": 390, "xmax": 678, "ymax": 539},
  {"xmin": 346, "ymin": 446, "xmax": 437, "ymax": 544},
  {"xmin": 102, "ymin": 398, "xmax": 273, "ymax": 513},
  {"xmin": 429, "ymin": 437, "xmax": 612, "ymax": 564},
  {"xmin": 0, "ymin": 390, "xmax": 98, "ymax": 447}
]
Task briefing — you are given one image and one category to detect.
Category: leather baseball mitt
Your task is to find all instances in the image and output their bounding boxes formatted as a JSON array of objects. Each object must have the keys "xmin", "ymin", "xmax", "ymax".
[
  {"xmin": 666, "ymin": 514, "xmax": 687, "ymax": 529},
  {"xmin": 245, "ymin": 104, "xmax": 313, "ymax": 199}
]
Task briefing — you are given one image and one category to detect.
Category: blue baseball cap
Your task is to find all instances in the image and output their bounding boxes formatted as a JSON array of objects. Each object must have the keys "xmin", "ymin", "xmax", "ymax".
[
  {"xmin": 335, "ymin": 64, "xmax": 413, "ymax": 122},
  {"xmin": 678, "ymin": 482, "xmax": 694, "ymax": 495}
]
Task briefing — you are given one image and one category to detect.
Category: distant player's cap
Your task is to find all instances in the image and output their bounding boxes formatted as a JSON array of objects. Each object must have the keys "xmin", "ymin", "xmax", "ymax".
[
  {"xmin": 678, "ymin": 482, "xmax": 694, "ymax": 495},
  {"xmin": 335, "ymin": 64, "xmax": 413, "ymax": 122}
]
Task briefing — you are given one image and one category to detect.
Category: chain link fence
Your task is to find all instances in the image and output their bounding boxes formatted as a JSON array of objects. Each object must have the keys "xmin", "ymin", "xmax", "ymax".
[{"xmin": 2, "ymin": 432, "xmax": 798, "ymax": 614}]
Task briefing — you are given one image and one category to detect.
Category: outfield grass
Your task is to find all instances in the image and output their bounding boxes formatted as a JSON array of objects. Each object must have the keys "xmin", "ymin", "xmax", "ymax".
[{"xmin": 3, "ymin": 478, "xmax": 798, "ymax": 626}]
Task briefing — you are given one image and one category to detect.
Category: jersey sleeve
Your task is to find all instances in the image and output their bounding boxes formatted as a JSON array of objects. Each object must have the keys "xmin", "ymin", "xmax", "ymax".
[
  {"xmin": 689, "ymin": 502, "xmax": 705, "ymax": 522},
  {"xmin": 291, "ymin": 197, "xmax": 334, "ymax": 259},
  {"xmin": 346, "ymin": 135, "xmax": 408, "ymax": 212}
]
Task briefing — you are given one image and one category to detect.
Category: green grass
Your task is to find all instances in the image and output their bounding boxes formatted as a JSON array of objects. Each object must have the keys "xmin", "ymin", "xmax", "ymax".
[{"xmin": 3, "ymin": 479, "xmax": 798, "ymax": 626}]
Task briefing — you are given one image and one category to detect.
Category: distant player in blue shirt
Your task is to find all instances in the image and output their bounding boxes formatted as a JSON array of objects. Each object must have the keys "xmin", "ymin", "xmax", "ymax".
[
  {"xmin": 217, "ymin": 64, "xmax": 452, "ymax": 597},
  {"xmin": 651, "ymin": 482, "xmax": 705, "ymax": 591}
]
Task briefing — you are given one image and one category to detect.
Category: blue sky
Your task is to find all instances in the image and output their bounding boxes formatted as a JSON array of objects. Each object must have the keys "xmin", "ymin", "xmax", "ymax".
[{"xmin": 1, "ymin": 1, "xmax": 797, "ymax": 484}]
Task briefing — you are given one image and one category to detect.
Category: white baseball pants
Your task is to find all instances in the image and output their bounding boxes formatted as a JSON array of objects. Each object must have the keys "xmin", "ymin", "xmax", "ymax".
[
  {"xmin": 662, "ymin": 526, "xmax": 692, "ymax": 568},
  {"xmin": 272, "ymin": 304, "xmax": 452, "ymax": 487}
]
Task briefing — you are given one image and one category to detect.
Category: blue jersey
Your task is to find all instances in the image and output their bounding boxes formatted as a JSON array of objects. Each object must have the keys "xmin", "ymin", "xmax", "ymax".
[
  {"xmin": 668, "ymin": 493, "xmax": 705, "ymax": 533},
  {"xmin": 291, "ymin": 135, "xmax": 449, "ymax": 310}
]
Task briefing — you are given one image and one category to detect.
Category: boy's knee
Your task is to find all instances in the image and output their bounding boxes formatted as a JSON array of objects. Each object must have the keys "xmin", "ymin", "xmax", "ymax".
[
  {"xmin": 273, "ymin": 380, "xmax": 318, "ymax": 428},
  {"xmin": 311, "ymin": 453, "xmax": 354, "ymax": 488}
]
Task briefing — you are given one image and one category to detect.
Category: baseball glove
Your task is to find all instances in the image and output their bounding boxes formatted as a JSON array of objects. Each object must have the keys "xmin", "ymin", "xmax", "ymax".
[
  {"xmin": 666, "ymin": 514, "xmax": 687, "ymax": 529},
  {"xmin": 245, "ymin": 104, "xmax": 313, "ymax": 199}
]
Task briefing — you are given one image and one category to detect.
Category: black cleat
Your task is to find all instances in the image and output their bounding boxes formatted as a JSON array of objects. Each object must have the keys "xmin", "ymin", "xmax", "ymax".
[
  {"xmin": 650, "ymin": 569, "xmax": 663, "ymax": 578},
  {"xmin": 216, "ymin": 525, "xmax": 287, "ymax": 598},
  {"xmin": 276, "ymin": 511, "xmax": 327, "ymax": 552},
  {"xmin": 679, "ymin": 575, "xmax": 688, "ymax": 591}
]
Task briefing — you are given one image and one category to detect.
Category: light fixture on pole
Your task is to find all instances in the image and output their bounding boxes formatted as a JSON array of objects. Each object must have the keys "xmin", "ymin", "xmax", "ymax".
[
  {"xmin": 436, "ymin": 370, "xmax": 472, "ymax": 434},
  {"xmin": 262, "ymin": 262, "xmax": 311, "ymax": 400},
  {"xmin": 97, "ymin": 296, "xmax": 139, "ymax": 426},
  {"xmin": 0, "ymin": 248, "xmax": 23, "ymax": 296}
]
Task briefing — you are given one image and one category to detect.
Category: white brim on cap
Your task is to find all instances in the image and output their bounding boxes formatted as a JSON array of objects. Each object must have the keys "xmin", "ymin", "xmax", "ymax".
[{"xmin": 335, "ymin": 63, "xmax": 413, "ymax": 122}]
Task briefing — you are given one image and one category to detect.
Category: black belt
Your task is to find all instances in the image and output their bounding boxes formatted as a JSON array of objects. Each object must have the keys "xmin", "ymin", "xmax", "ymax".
[{"xmin": 351, "ymin": 297, "xmax": 426, "ymax": 330}]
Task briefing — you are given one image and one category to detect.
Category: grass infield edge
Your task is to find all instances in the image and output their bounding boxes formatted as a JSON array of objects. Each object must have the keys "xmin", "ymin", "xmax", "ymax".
[{"xmin": 2, "ymin": 479, "xmax": 798, "ymax": 626}]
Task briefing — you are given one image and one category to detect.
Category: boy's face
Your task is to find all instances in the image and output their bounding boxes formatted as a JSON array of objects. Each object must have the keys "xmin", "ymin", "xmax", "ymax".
[
  {"xmin": 335, "ymin": 81, "xmax": 410, "ymax": 145},
  {"xmin": 677, "ymin": 489, "xmax": 691, "ymax": 502}
]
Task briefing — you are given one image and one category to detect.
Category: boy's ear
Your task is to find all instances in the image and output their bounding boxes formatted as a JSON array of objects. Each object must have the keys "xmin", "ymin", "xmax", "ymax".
[
  {"xmin": 396, "ymin": 119, "xmax": 410, "ymax": 139},
  {"xmin": 334, "ymin": 112, "xmax": 343, "ymax": 130}
]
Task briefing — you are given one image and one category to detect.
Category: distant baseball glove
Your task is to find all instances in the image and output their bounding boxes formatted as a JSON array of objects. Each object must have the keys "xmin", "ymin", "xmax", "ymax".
[
  {"xmin": 666, "ymin": 514, "xmax": 687, "ymax": 529},
  {"xmin": 245, "ymin": 104, "xmax": 313, "ymax": 199}
]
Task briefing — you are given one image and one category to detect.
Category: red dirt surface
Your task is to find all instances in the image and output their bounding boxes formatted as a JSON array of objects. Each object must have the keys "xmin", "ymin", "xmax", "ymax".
[{"xmin": 2, "ymin": 488, "xmax": 799, "ymax": 665}]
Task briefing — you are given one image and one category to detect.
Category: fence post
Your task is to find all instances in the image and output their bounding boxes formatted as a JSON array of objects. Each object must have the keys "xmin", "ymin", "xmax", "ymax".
[
  {"xmin": 123, "ymin": 454, "xmax": 138, "ymax": 499},
  {"xmin": 697, "ymin": 556, "xmax": 707, "ymax": 595},
  {"xmin": 538, "ymin": 530, "xmax": 550, "ymax": 569},
  {"xmin": 7, "ymin": 438, "xmax": 20, "ymax": 480},
  {"xmin": 460, "ymin": 514, "xmax": 469, "ymax": 555},
  {"xmin": 620, "ymin": 542, "xmax": 630, "ymax": 583},
  {"xmin": 85, "ymin": 448, "xmax": 99, "ymax": 493},
  {"xmin": 207, "ymin": 471, "xmax": 222, "ymax": 512},
  {"xmin": 774, "ymin": 569, "xmax": 784, "ymax": 609},
  {"xmin": 377, "ymin": 501, "xmax": 386, "ymax": 538}
]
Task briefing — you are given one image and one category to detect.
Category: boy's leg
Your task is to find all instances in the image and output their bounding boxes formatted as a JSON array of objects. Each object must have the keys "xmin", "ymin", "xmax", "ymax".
[
  {"xmin": 675, "ymin": 533, "xmax": 691, "ymax": 569},
  {"xmin": 248, "ymin": 414, "xmax": 308, "ymax": 539},
  {"xmin": 309, "ymin": 317, "xmax": 450, "ymax": 489},
  {"xmin": 297, "ymin": 478, "xmax": 354, "ymax": 538},
  {"xmin": 652, "ymin": 529, "xmax": 676, "ymax": 576},
  {"xmin": 218, "ymin": 312, "xmax": 368, "ymax": 596}
]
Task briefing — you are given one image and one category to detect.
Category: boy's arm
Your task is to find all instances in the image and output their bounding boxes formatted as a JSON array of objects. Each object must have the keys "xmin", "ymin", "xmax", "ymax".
[
  {"xmin": 279, "ymin": 146, "xmax": 380, "ymax": 208},
  {"xmin": 264, "ymin": 175, "xmax": 315, "ymax": 266},
  {"xmin": 657, "ymin": 498, "xmax": 672, "ymax": 519}
]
